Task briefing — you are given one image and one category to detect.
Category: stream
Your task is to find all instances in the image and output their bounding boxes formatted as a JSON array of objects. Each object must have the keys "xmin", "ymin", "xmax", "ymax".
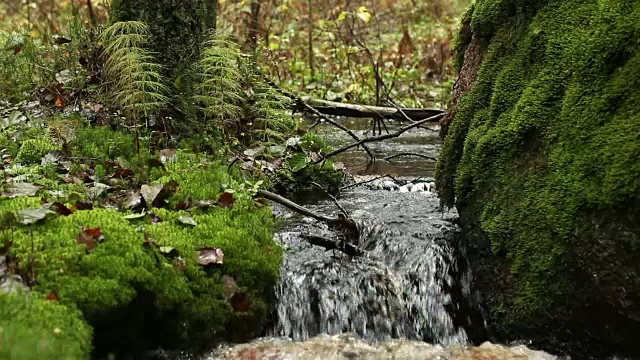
[{"xmin": 170, "ymin": 118, "xmax": 556, "ymax": 359}]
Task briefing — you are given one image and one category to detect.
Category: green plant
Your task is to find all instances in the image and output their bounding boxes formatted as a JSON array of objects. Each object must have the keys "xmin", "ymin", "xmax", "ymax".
[
  {"xmin": 194, "ymin": 32, "xmax": 247, "ymax": 136},
  {"xmin": 100, "ymin": 21, "xmax": 169, "ymax": 152}
]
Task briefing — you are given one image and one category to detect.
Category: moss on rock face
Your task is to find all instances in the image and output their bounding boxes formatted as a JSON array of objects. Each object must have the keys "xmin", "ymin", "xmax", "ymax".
[
  {"xmin": 436, "ymin": 0, "xmax": 640, "ymax": 356},
  {"xmin": 0, "ymin": 293, "xmax": 93, "ymax": 359}
]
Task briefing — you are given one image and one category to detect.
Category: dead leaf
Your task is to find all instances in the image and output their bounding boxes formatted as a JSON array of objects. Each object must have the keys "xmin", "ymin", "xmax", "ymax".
[
  {"xmin": 143, "ymin": 232, "xmax": 158, "ymax": 248},
  {"xmin": 159, "ymin": 148, "xmax": 177, "ymax": 164},
  {"xmin": 217, "ymin": 192, "xmax": 235, "ymax": 208},
  {"xmin": 177, "ymin": 215, "xmax": 197, "ymax": 226},
  {"xmin": 159, "ymin": 246, "xmax": 178, "ymax": 257},
  {"xmin": 45, "ymin": 290, "xmax": 60, "ymax": 301},
  {"xmin": 176, "ymin": 194, "xmax": 190, "ymax": 210},
  {"xmin": 76, "ymin": 227, "xmax": 103, "ymax": 251},
  {"xmin": 230, "ymin": 292, "xmax": 250, "ymax": 312},
  {"xmin": 54, "ymin": 95, "xmax": 65, "ymax": 107},
  {"xmin": 149, "ymin": 212, "xmax": 163, "ymax": 224},
  {"xmin": 222, "ymin": 275, "xmax": 239, "ymax": 298},
  {"xmin": 114, "ymin": 168, "xmax": 134, "ymax": 179},
  {"xmin": 123, "ymin": 212, "xmax": 146, "ymax": 220},
  {"xmin": 74, "ymin": 200, "xmax": 93, "ymax": 211},
  {"xmin": 197, "ymin": 247, "xmax": 224, "ymax": 265},
  {"xmin": 17, "ymin": 207, "xmax": 54, "ymax": 225},
  {"xmin": 141, "ymin": 180, "xmax": 179, "ymax": 208},
  {"xmin": 124, "ymin": 191, "xmax": 143, "ymax": 210},
  {"xmin": 333, "ymin": 162, "xmax": 345, "ymax": 170},
  {"xmin": 2, "ymin": 183, "xmax": 41, "ymax": 198},
  {"xmin": 310, "ymin": 152, "xmax": 322, "ymax": 163},
  {"xmin": 50, "ymin": 202, "xmax": 73, "ymax": 216},
  {"xmin": 191, "ymin": 199, "xmax": 214, "ymax": 210}
]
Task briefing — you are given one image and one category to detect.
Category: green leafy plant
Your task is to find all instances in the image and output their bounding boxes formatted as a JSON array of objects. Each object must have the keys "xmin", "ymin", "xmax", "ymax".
[{"xmin": 100, "ymin": 21, "xmax": 169, "ymax": 152}]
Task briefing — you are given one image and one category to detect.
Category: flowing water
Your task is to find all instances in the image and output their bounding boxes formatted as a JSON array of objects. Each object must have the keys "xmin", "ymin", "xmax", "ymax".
[{"xmin": 164, "ymin": 118, "xmax": 555, "ymax": 359}]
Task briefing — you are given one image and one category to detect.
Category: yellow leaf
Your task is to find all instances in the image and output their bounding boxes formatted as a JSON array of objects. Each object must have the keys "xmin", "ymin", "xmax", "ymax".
[
  {"xmin": 357, "ymin": 7, "xmax": 371, "ymax": 23},
  {"xmin": 337, "ymin": 11, "xmax": 347, "ymax": 21}
]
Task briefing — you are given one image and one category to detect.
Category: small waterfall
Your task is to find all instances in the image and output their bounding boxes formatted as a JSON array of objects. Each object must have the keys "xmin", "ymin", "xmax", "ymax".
[{"xmin": 270, "ymin": 182, "xmax": 471, "ymax": 346}]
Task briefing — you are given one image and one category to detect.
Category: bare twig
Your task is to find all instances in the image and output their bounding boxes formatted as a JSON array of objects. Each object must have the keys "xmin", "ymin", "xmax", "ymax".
[
  {"xmin": 308, "ymin": 181, "xmax": 349, "ymax": 218},
  {"xmin": 387, "ymin": 100, "xmax": 439, "ymax": 132},
  {"xmin": 301, "ymin": 234, "xmax": 364, "ymax": 257},
  {"xmin": 316, "ymin": 112, "xmax": 446, "ymax": 163},
  {"xmin": 247, "ymin": 60, "xmax": 376, "ymax": 161},
  {"xmin": 257, "ymin": 189, "xmax": 333, "ymax": 222},
  {"xmin": 384, "ymin": 152, "xmax": 437, "ymax": 162}
]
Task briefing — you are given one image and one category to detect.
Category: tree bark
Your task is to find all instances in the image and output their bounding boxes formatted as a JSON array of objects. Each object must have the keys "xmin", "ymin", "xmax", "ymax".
[{"xmin": 109, "ymin": 0, "xmax": 208, "ymax": 82}]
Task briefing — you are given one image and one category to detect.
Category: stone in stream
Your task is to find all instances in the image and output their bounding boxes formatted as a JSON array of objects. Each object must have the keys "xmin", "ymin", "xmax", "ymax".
[{"xmin": 209, "ymin": 333, "xmax": 557, "ymax": 359}]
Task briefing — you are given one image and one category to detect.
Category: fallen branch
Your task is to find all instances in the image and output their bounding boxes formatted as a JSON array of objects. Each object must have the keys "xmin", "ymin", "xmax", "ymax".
[
  {"xmin": 257, "ymin": 189, "xmax": 333, "ymax": 222},
  {"xmin": 387, "ymin": 100, "xmax": 439, "ymax": 132},
  {"xmin": 384, "ymin": 152, "xmax": 437, "ymax": 162},
  {"xmin": 301, "ymin": 234, "xmax": 364, "ymax": 257},
  {"xmin": 247, "ymin": 60, "xmax": 375, "ymax": 161},
  {"xmin": 308, "ymin": 181, "xmax": 349, "ymax": 218},
  {"xmin": 257, "ymin": 189, "xmax": 363, "ymax": 256},
  {"xmin": 315, "ymin": 112, "xmax": 446, "ymax": 164},
  {"xmin": 304, "ymin": 97, "xmax": 444, "ymax": 121}
]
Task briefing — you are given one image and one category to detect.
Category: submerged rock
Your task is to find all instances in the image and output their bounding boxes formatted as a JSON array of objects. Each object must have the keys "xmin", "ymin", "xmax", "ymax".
[{"xmin": 210, "ymin": 333, "xmax": 556, "ymax": 360}]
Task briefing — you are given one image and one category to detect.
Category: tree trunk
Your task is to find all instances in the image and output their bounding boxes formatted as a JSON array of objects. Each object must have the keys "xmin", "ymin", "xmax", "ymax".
[
  {"xmin": 109, "ymin": 0, "xmax": 208, "ymax": 82},
  {"xmin": 205, "ymin": 0, "xmax": 217, "ymax": 31}
]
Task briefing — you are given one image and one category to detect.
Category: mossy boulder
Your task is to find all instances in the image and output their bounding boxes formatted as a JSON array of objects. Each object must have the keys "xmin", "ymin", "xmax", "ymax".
[
  {"xmin": 436, "ymin": 0, "xmax": 640, "ymax": 356},
  {"xmin": 0, "ymin": 154, "xmax": 282, "ymax": 356},
  {"xmin": 0, "ymin": 293, "xmax": 93, "ymax": 359}
]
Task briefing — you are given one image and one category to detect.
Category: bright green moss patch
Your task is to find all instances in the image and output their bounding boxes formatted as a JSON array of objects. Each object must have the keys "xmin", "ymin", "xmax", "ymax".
[
  {"xmin": 0, "ymin": 156, "xmax": 282, "ymax": 355},
  {"xmin": 15, "ymin": 138, "xmax": 59, "ymax": 165},
  {"xmin": 437, "ymin": 0, "xmax": 640, "ymax": 353},
  {"xmin": 0, "ymin": 293, "xmax": 93, "ymax": 359}
]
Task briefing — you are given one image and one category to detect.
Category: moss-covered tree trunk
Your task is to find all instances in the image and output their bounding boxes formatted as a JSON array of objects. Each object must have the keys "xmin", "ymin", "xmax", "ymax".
[{"xmin": 109, "ymin": 0, "xmax": 209, "ymax": 82}]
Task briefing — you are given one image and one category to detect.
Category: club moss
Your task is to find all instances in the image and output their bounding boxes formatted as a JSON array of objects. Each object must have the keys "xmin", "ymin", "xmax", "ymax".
[{"xmin": 436, "ymin": 0, "xmax": 640, "ymax": 355}]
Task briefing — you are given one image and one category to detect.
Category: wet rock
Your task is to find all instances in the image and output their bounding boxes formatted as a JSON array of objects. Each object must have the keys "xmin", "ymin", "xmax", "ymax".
[{"xmin": 210, "ymin": 333, "xmax": 557, "ymax": 360}]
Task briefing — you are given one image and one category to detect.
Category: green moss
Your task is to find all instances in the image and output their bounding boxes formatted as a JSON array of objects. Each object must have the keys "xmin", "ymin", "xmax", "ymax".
[
  {"xmin": 15, "ymin": 139, "xmax": 59, "ymax": 165},
  {"xmin": 0, "ymin": 159, "xmax": 282, "ymax": 355},
  {"xmin": 437, "ymin": 0, "xmax": 640, "ymax": 352},
  {"xmin": 0, "ymin": 293, "xmax": 93, "ymax": 359}
]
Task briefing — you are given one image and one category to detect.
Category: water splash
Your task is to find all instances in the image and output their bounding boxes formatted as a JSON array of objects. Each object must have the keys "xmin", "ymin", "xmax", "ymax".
[{"xmin": 270, "ymin": 180, "xmax": 470, "ymax": 345}]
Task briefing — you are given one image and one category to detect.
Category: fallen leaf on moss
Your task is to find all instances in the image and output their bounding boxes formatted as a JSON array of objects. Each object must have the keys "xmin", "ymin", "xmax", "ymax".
[
  {"xmin": 159, "ymin": 246, "xmax": 178, "ymax": 257},
  {"xmin": 114, "ymin": 168, "xmax": 134, "ymax": 179},
  {"xmin": 76, "ymin": 227, "xmax": 103, "ymax": 251},
  {"xmin": 45, "ymin": 290, "xmax": 59, "ymax": 301},
  {"xmin": 74, "ymin": 200, "xmax": 93, "ymax": 211},
  {"xmin": 222, "ymin": 275, "xmax": 239, "ymax": 298},
  {"xmin": 176, "ymin": 194, "xmax": 190, "ymax": 210},
  {"xmin": 123, "ymin": 212, "xmax": 146, "ymax": 220},
  {"xmin": 50, "ymin": 202, "xmax": 73, "ymax": 216},
  {"xmin": 230, "ymin": 292, "xmax": 250, "ymax": 312},
  {"xmin": 2, "ymin": 183, "xmax": 41, "ymax": 198},
  {"xmin": 141, "ymin": 180, "xmax": 179, "ymax": 208},
  {"xmin": 191, "ymin": 199, "xmax": 214, "ymax": 210},
  {"xmin": 217, "ymin": 192, "xmax": 235, "ymax": 208},
  {"xmin": 124, "ymin": 191, "xmax": 143, "ymax": 210},
  {"xmin": 17, "ymin": 207, "xmax": 54, "ymax": 225},
  {"xmin": 178, "ymin": 215, "xmax": 197, "ymax": 226},
  {"xmin": 149, "ymin": 212, "xmax": 163, "ymax": 224},
  {"xmin": 197, "ymin": 247, "xmax": 224, "ymax": 265}
]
